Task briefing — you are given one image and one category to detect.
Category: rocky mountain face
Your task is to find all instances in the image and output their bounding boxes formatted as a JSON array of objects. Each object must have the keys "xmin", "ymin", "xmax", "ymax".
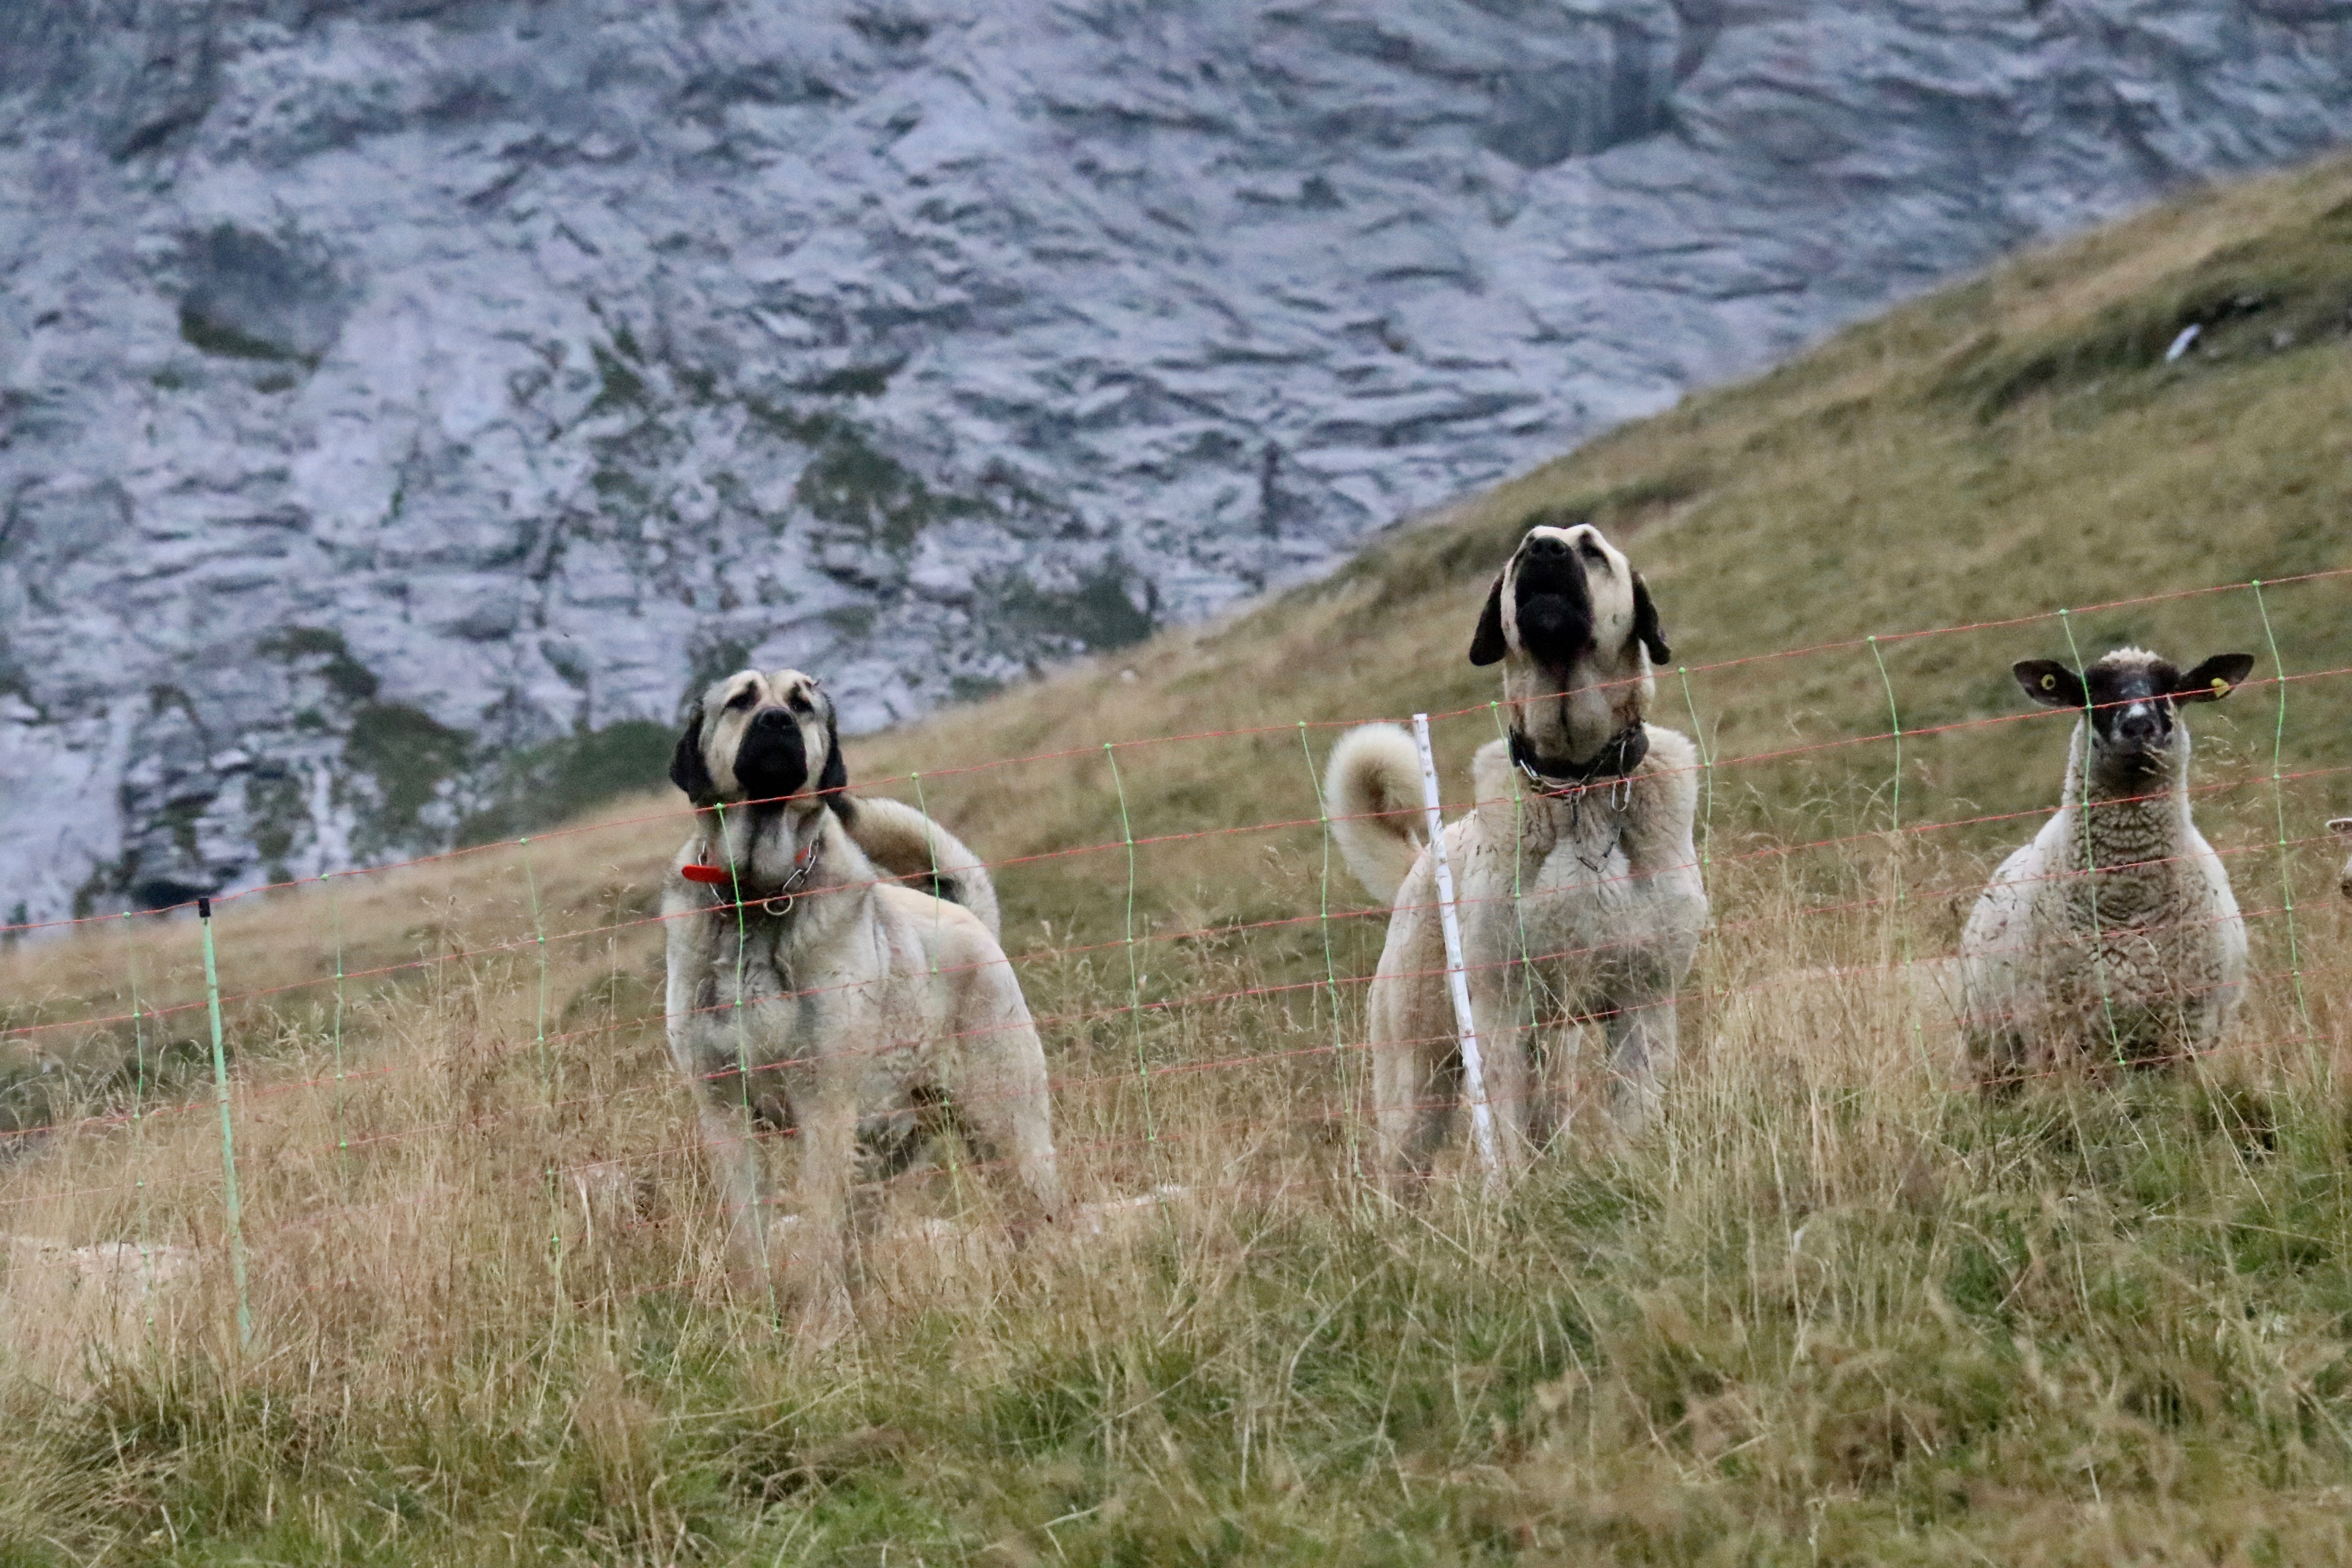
[{"xmin": 2, "ymin": 0, "xmax": 2349, "ymax": 920}]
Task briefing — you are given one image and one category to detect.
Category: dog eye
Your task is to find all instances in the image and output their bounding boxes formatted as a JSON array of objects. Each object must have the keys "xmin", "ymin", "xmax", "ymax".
[
  {"xmin": 725, "ymin": 688, "xmax": 758, "ymax": 711},
  {"xmin": 1578, "ymin": 541, "xmax": 1606, "ymax": 563}
]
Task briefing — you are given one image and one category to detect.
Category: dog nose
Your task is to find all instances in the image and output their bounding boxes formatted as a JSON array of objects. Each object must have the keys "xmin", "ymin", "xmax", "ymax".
[{"xmin": 1526, "ymin": 533, "xmax": 1570, "ymax": 557}]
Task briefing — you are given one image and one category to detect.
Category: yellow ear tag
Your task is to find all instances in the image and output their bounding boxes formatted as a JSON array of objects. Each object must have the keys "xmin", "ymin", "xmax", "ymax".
[
  {"xmin": 2040, "ymin": 673, "xmax": 2057, "ymax": 691},
  {"xmin": 2210, "ymin": 677, "xmax": 2229, "ymax": 695}
]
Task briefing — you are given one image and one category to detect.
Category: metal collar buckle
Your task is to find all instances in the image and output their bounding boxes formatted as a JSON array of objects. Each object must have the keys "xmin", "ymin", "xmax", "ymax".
[
  {"xmin": 684, "ymin": 835, "xmax": 821, "ymax": 916},
  {"xmin": 757, "ymin": 842, "xmax": 820, "ymax": 916}
]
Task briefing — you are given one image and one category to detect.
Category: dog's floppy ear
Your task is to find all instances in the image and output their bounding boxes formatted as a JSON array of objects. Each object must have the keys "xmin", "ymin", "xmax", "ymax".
[
  {"xmin": 817, "ymin": 703, "xmax": 854, "ymax": 821},
  {"xmin": 2174, "ymin": 653, "xmax": 2256, "ymax": 703},
  {"xmin": 2013, "ymin": 660, "xmax": 2085, "ymax": 710},
  {"xmin": 669, "ymin": 710, "xmax": 718, "ymax": 805},
  {"xmin": 1631, "ymin": 570, "xmax": 1670, "ymax": 666},
  {"xmin": 1468, "ymin": 570, "xmax": 1509, "ymax": 666}
]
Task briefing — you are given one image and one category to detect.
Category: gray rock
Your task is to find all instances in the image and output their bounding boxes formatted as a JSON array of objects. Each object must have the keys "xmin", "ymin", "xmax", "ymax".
[{"xmin": 2, "ymin": 0, "xmax": 2350, "ymax": 919}]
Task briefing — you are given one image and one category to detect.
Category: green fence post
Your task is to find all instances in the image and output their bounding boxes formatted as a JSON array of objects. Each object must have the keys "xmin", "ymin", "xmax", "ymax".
[
  {"xmin": 1298, "ymin": 722, "xmax": 1358, "ymax": 1174},
  {"xmin": 120, "ymin": 910, "xmax": 160, "ymax": 1331},
  {"xmin": 518, "ymin": 838, "xmax": 563, "ymax": 1277},
  {"xmin": 1103, "ymin": 744, "xmax": 1158, "ymax": 1163},
  {"xmin": 197, "ymin": 898, "xmax": 252, "ymax": 1347},
  {"xmin": 2249, "ymin": 579, "xmax": 2313, "ymax": 1040},
  {"xmin": 1868, "ymin": 637, "xmax": 1934, "ymax": 1080}
]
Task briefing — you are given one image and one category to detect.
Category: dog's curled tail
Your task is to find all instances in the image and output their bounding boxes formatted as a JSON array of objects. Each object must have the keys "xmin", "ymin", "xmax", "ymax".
[
  {"xmin": 844, "ymin": 795, "xmax": 1003, "ymax": 937},
  {"xmin": 1325, "ymin": 724, "xmax": 1426, "ymax": 904}
]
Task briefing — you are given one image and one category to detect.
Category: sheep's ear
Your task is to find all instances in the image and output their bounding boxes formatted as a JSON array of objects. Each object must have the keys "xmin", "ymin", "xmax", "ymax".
[
  {"xmin": 1468, "ymin": 571, "xmax": 1509, "ymax": 666},
  {"xmin": 2013, "ymin": 660, "xmax": 2084, "ymax": 710},
  {"xmin": 817, "ymin": 703, "xmax": 854, "ymax": 821},
  {"xmin": 1630, "ymin": 570, "xmax": 1671, "ymax": 666},
  {"xmin": 669, "ymin": 710, "xmax": 718, "ymax": 805},
  {"xmin": 2175, "ymin": 653, "xmax": 2256, "ymax": 703}
]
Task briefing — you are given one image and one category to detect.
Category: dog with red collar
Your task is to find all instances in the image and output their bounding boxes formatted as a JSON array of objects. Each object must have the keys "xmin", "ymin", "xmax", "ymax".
[
  {"xmin": 1325, "ymin": 519, "xmax": 1708, "ymax": 1178},
  {"xmin": 662, "ymin": 668, "xmax": 1063, "ymax": 1328}
]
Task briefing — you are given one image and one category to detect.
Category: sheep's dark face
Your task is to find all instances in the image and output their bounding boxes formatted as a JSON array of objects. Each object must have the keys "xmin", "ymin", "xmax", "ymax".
[
  {"xmin": 2012, "ymin": 648, "xmax": 2255, "ymax": 781},
  {"xmin": 2331, "ymin": 818, "xmax": 2352, "ymax": 902}
]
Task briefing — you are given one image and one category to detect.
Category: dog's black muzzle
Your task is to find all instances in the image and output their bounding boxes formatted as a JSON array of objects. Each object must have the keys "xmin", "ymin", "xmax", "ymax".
[
  {"xmin": 731, "ymin": 707, "xmax": 809, "ymax": 802},
  {"xmin": 1512, "ymin": 534, "xmax": 1594, "ymax": 663}
]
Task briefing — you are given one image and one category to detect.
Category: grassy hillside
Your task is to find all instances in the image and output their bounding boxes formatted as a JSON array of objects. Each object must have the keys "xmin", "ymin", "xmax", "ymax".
[{"xmin": 0, "ymin": 156, "xmax": 2348, "ymax": 1565}]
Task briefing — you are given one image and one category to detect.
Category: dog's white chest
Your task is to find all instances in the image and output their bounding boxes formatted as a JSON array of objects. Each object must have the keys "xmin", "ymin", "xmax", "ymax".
[
  {"xmin": 1523, "ymin": 820, "xmax": 1639, "ymax": 951},
  {"xmin": 1457, "ymin": 788, "xmax": 1704, "ymax": 1004}
]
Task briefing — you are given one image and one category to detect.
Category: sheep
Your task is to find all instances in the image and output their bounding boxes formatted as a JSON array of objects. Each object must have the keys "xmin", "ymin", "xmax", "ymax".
[
  {"xmin": 1958, "ymin": 646, "xmax": 2255, "ymax": 1086},
  {"xmin": 2332, "ymin": 818, "xmax": 2352, "ymax": 901}
]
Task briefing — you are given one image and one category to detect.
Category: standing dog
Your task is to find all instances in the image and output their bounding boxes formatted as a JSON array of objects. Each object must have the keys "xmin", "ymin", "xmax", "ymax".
[
  {"xmin": 663, "ymin": 669, "xmax": 1063, "ymax": 1325},
  {"xmin": 1327, "ymin": 521, "xmax": 1707, "ymax": 1178}
]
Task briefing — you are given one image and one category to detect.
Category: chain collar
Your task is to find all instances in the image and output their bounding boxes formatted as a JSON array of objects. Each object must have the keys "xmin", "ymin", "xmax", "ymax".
[
  {"xmin": 681, "ymin": 831, "xmax": 823, "ymax": 918},
  {"xmin": 1509, "ymin": 724, "xmax": 1648, "ymax": 807},
  {"xmin": 1509, "ymin": 725, "xmax": 1645, "ymax": 871}
]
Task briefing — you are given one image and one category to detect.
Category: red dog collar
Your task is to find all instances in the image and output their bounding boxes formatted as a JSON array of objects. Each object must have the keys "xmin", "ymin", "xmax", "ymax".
[{"xmin": 681, "ymin": 837, "xmax": 821, "ymax": 899}]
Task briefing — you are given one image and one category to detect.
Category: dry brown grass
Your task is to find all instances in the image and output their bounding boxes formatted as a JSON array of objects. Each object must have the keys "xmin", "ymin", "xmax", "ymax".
[
  {"xmin": 0, "ymin": 153, "xmax": 2347, "ymax": 1564},
  {"xmin": 0, "ymin": 814, "xmax": 2345, "ymax": 1563}
]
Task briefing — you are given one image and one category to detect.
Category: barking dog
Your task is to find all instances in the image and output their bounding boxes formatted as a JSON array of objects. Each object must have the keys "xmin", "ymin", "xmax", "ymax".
[
  {"xmin": 663, "ymin": 669, "xmax": 1063, "ymax": 1325},
  {"xmin": 1327, "ymin": 521, "xmax": 1707, "ymax": 1177}
]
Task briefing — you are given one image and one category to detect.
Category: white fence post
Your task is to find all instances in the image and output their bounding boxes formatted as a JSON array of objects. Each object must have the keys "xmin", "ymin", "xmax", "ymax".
[{"xmin": 1409, "ymin": 713, "xmax": 1501, "ymax": 1185}]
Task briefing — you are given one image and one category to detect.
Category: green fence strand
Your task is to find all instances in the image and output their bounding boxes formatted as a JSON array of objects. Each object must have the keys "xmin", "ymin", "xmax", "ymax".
[
  {"xmin": 905, "ymin": 771, "xmax": 964, "ymax": 1196},
  {"xmin": 1297, "ymin": 722, "xmax": 1357, "ymax": 1174},
  {"xmin": 2250, "ymin": 579, "xmax": 2313, "ymax": 1036},
  {"xmin": 1867, "ymin": 637, "xmax": 1936, "ymax": 1081},
  {"xmin": 322, "ymin": 869, "xmax": 350, "ymax": 1177},
  {"xmin": 119, "ymin": 910, "xmax": 158, "ymax": 1330},
  {"xmin": 908, "ymin": 771, "xmax": 949, "ymax": 969},
  {"xmin": 196, "ymin": 899, "xmax": 252, "ymax": 1347},
  {"xmin": 1676, "ymin": 664, "xmax": 1716, "ymax": 876},
  {"xmin": 518, "ymin": 837, "xmax": 562, "ymax": 1273},
  {"xmin": 1483, "ymin": 702, "xmax": 1545, "ymax": 1069},
  {"xmin": 709, "ymin": 801, "xmax": 780, "ymax": 1324},
  {"xmin": 1103, "ymin": 744, "xmax": 1158, "ymax": 1154},
  {"xmin": 2054, "ymin": 608, "xmax": 2131, "ymax": 1073},
  {"xmin": 1868, "ymin": 637, "xmax": 1903, "ymax": 842}
]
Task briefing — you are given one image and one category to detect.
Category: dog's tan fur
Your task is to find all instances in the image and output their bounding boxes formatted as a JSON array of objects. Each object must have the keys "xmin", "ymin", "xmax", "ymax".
[
  {"xmin": 1329, "ymin": 522, "xmax": 1707, "ymax": 1176},
  {"xmin": 845, "ymin": 793, "xmax": 1003, "ymax": 937},
  {"xmin": 661, "ymin": 669, "xmax": 1061, "ymax": 1328}
]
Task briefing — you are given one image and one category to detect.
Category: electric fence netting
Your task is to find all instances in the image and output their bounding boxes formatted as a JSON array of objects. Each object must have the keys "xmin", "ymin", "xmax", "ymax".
[{"xmin": 0, "ymin": 567, "xmax": 2342, "ymax": 1364}]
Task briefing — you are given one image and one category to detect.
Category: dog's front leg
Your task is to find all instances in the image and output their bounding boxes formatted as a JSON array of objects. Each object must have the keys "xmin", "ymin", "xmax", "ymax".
[
  {"xmin": 1601, "ymin": 995, "xmax": 1679, "ymax": 1132},
  {"xmin": 693, "ymin": 1099, "xmax": 775, "ymax": 1287},
  {"xmin": 782, "ymin": 1058, "xmax": 859, "ymax": 1341},
  {"xmin": 1465, "ymin": 969, "xmax": 1533, "ymax": 1178}
]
